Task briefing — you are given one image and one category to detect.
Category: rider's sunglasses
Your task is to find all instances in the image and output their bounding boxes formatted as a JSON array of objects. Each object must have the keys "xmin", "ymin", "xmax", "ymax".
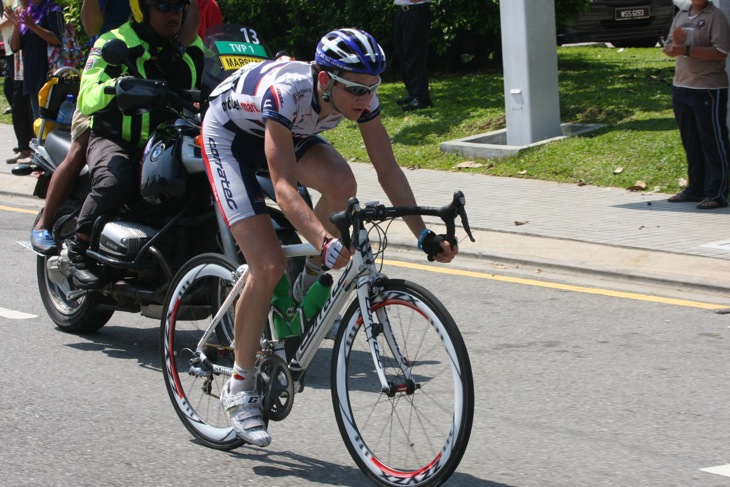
[
  {"xmin": 328, "ymin": 72, "xmax": 381, "ymax": 97},
  {"xmin": 148, "ymin": 1, "xmax": 185, "ymax": 14}
]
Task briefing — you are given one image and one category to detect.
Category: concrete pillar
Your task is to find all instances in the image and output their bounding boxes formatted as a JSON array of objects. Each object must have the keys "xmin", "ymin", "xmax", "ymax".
[{"xmin": 499, "ymin": 0, "xmax": 562, "ymax": 146}]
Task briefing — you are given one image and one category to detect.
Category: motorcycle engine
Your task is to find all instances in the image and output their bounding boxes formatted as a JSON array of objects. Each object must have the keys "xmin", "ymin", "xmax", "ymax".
[{"xmin": 98, "ymin": 221, "xmax": 158, "ymax": 260}]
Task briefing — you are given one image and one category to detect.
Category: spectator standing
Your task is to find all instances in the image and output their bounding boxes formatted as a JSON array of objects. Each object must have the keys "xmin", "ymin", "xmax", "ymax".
[
  {"xmin": 0, "ymin": 6, "xmax": 16, "ymax": 114},
  {"xmin": 393, "ymin": 0, "xmax": 432, "ymax": 111},
  {"xmin": 664, "ymin": 0, "xmax": 730, "ymax": 209},
  {"xmin": 4, "ymin": 0, "xmax": 63, "ymax": 121},
  {"xmin": 3, "ymin": 0, "xmax": 34, "ymax": 164},
  {"xmin": 196, "ymin": 0, "xmax": 221, "ymax": 38}
]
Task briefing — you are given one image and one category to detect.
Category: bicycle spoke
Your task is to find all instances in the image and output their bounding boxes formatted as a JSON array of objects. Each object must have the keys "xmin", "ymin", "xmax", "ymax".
[{"xmin": 332, "ymin": 280, "xmax": 474, "ymax": 486}]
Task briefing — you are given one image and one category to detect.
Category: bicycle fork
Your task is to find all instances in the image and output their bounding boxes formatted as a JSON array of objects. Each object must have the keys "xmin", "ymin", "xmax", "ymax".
[{"xmin": 356, "ymin": 274, "xmax": 417, "ymax": 396}]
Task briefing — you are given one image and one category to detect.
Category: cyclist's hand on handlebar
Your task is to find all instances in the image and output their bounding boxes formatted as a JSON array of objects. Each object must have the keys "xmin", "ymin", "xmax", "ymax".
[
  {"xmin": 321, "ymin": 237, "xmax": 351, "ymax": 270},
  {"xmin": 419, "ymin": 230, "xmax": 459, "ymax": 263}
]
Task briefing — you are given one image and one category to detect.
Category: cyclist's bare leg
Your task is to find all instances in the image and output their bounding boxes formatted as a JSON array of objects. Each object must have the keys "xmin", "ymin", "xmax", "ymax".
[
  {"xmin": 229, "ymin": 214, "xmax": 288, "ymax": 368},
  {"xmin": 35, "ymin": 129, "xmax": 90, "ymax": 230},
  {"xmin": 294, "ymin": 143, "xmax": 356, "ymax": 246}
]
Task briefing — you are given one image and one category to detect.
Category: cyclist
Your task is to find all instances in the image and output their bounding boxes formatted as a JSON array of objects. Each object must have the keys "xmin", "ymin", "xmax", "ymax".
[{"xmin": 202, "ymin": 28, "xmax": 458, "ymax": 447}]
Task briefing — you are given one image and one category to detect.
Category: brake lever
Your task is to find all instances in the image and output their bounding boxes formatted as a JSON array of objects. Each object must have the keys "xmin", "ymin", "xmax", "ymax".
[
  {"xmin": 330, "ymin": 197, "xmax": 358, "ymax": 250},
  {"xmin": 453, "ymin": 191, "xmax": 475, "ymax": 242}
]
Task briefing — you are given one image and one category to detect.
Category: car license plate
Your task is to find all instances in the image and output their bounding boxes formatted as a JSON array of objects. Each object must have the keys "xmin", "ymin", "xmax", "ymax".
[{"xmin": 615, "ymin": 6, "xmax": 650, "ymax": 21}]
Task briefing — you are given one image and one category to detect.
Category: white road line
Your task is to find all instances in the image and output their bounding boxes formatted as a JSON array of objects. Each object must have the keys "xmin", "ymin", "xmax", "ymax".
[
  {"xmin": 700, "ymin": 464, "xmax": 730, "ymax": 478},
  {"xmin": 0, "ymin": 307, "xmax": 37, "ymax": 319}
]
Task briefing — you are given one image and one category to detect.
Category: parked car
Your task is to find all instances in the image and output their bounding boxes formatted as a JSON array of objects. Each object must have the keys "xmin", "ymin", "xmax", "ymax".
[{"xmin": 558, "ymin": 0, "xmax": 675, "ymax": 47}]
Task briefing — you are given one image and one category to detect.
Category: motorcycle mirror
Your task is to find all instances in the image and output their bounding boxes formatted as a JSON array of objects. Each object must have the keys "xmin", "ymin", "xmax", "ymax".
[{"xmin": 101, "ymin": 39, "xmax": 128, "ymax": 66}]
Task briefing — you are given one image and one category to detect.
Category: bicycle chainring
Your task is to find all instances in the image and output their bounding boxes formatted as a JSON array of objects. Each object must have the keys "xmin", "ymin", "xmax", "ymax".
[{"xmin": 256, "ymin": 355, "xmax": 294, "ymax": 422}]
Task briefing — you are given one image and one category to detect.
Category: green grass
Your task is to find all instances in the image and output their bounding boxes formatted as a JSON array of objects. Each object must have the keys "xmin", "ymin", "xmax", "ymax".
[
  {"xmin": 326, "ymin": 44, "xmax": 687, "ymax": 193},
  {"xmin": 0, "ymin": 44, "xmax": 685, "ymax": 192}
]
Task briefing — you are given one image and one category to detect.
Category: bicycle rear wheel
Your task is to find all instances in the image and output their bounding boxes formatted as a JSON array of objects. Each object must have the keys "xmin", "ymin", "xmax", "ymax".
[
  {"xmin": 160, "ymin": 253, "xmax": 242, "ymax": 450},
  {"xmin": 332, "ymin": 279, "xmax": 474, "ymax": 486}
]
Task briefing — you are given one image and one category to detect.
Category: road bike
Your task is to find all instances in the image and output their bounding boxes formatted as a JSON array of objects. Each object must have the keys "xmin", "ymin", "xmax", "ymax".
[{"xmin": 161, "ymin": 191, "xmax": 475, "ymax": 486}]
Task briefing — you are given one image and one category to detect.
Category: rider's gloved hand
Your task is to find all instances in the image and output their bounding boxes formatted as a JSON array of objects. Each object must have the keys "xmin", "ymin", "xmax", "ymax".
[
  {"xmin": 418, "ymin": 229, "xmax": 458, "ymax": 262},
  {"xmin": 321, "ymin": 237, "xmax": 346, "ymax": 270},
  {"xmin": 157, "ymin": 41, "xmax": 185, "ymax": 75}
]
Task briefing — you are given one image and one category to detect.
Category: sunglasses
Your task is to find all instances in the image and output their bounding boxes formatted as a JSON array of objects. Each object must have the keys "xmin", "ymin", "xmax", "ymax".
[
  {"xmin": 148, "ymin": 1, "xmax": 185, "ymax": 13},
  {"xmin": 328, "ymin": 72, "xmax": 381, "ymax": 97}
]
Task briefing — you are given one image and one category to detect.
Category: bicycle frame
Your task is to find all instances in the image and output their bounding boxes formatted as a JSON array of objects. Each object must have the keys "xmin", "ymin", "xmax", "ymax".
[{"xmin": 193, "ymin": 215, "xmax": 411, "ymax": 394}]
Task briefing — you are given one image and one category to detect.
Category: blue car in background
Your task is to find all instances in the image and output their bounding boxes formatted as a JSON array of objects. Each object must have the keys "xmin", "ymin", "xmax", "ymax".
[{"xmin": 558, "ymin": 0, "xmax": 675, "ymax": 47}]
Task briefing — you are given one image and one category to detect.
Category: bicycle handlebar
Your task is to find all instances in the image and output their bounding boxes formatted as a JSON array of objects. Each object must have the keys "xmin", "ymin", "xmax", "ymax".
[{"xmin": 330, "ymin": 190, "xmax": 475, "ymax": 252}]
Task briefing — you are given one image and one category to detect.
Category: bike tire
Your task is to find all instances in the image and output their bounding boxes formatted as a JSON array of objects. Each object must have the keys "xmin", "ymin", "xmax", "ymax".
[
  {"xmin": 36, "ymin": 205, "xmax": 114, "ymax": 334},
  {"xmin": 160, "ymin": 252, "xmax": 243, "ymax": 450},
  {"xmin": 331, "ymin": 279, "xmax": 474, "ymax": 486}
]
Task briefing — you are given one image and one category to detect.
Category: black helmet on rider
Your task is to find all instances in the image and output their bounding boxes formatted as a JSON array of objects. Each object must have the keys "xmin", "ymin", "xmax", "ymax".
[{"xmin": 315, "ymin": 29, "xmax": 386, "ymax": 76}]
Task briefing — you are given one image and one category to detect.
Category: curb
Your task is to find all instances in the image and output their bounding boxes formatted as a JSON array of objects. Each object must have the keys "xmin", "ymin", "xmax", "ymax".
[
  {"xmin": 4, "ymin": 165, "xmax": 730, "ymax": 297},
  {"xmin": 380, "ymin": 220, "xmax": 730, "ymax": 296}
]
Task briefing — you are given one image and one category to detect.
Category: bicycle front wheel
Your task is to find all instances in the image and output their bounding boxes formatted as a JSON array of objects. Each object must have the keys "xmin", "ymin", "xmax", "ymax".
[
  {"xmin": 332, "ymin": 279, "xmax": 474, "ymax": 486},
  {"xmin": 160, "ymin": 253, "xmax": 242, "ymax": 450}
]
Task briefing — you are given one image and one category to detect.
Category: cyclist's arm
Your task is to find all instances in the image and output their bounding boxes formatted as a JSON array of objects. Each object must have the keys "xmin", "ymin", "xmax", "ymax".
[
  {"xmin": 265, "ymin": 120, "xmax": 349, "ymax": 267},
  {"xmin": 359, "ymin": 116, "xmax": 457, "ymax": 262}
]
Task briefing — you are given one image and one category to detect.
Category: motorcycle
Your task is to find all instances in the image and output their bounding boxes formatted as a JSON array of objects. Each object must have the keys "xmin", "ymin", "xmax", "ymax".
[{"xmin": 14, "ymin": 25, "xmax": 309, "ymax": 334}]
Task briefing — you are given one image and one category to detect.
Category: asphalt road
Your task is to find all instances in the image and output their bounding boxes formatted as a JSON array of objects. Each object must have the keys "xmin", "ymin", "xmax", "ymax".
[{"xmin": 1, "ymin": 193, "xmax": 729, "ymax": 486}]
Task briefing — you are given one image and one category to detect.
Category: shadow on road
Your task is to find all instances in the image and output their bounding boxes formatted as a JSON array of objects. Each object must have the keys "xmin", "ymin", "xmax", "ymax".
[{"xmin": 218, "ymin": 446, "xmax": 506, "ymax": 486}]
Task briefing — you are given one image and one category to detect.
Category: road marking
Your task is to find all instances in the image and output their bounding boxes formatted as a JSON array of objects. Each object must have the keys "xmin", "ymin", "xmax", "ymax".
[
  {"xmin": 0, "ymin": 306, "xmax": 37, "ymax": 319},
  {"xmin": 382, "ymin": 259, "xmax": 728, "ymax": 310},
  {"xmin": 2, "ymin": 200, "xmax": 725, "ymax": 310},
  {"xmin": 0, "ymin": 204, "xmax": 37, "ymax": 215},
  {"xmin": 700, "ymin": 464, "xmax": 730, "ymax": 477}
]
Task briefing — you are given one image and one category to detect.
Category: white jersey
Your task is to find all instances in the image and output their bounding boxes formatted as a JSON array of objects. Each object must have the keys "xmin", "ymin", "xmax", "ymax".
[{"xmin": 206, "ymin": 60, "xmax": 381, "ymax": 138}]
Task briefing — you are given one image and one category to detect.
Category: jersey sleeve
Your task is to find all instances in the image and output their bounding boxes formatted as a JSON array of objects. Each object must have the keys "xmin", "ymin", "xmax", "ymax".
[{"xmin": 261, "ymin": 82, "xmax": 298, "ymax": 130}]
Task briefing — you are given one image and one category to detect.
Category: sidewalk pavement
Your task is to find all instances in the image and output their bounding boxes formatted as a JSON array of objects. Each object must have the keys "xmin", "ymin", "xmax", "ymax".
[{"xmin": 2, "ymin": 122, "xmax": 730, "ymax": 294}]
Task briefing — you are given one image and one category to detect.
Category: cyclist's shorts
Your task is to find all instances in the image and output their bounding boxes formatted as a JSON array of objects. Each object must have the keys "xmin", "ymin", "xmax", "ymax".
[{"xmin": 202, "ymin": 116, "xmax": 328, "ymax": 228}]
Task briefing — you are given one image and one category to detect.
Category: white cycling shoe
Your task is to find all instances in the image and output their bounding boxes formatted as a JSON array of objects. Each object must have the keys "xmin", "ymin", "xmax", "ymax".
[{"xmin": 220, "ymin": 379, "xmax": 271, "ymax": 447}]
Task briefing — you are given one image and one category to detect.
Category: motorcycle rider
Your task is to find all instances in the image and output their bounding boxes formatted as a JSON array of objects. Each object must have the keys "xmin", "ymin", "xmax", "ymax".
[
  {"xmin": 30, "ymin": 0, "xmax": 201, "ymax": 255},
  {"xmin": 202, "ymin": 28, "xmax": 458, "ymax": 447},
  {"xmin": 68, "ymin": 0, "xmax": 204, "ymax": 289}
]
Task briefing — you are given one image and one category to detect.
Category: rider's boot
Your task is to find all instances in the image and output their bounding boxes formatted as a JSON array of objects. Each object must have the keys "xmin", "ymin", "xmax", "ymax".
[{"xmin": 68, "ymin": 237, "xmax": 103, "ymax": 289}]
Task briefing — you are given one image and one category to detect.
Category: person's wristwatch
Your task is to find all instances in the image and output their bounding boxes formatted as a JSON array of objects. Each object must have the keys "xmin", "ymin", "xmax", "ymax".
[{"xmin": 684, "ymin": 45, "xmax": 691, "ymax": 57}]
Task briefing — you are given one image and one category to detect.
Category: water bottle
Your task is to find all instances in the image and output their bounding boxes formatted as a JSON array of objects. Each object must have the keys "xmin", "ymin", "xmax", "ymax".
[
  {"xmin": 289, "ymin": 273, "xmax": 333, "ymax": 336},
  {"xmin": 56, "ymin": 94, "xmax": 75, "ymax": 129},
  {"xmin": 299, "ymin": 273, "xmax": 333, "ymax": 321},
  {"xmin": 271, "ymin": 274, "xmax": 296, "ymax": 338}
]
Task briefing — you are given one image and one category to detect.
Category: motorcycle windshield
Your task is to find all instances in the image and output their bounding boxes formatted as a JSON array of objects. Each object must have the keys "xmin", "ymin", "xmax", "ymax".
[{"xmin": 201, "ymin": 25, "xmax": 272, "ymax": 97}]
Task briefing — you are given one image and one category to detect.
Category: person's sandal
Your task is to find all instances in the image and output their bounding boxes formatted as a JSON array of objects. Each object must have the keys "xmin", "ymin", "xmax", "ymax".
[
  {"xmin": 696, "ymin": 198, "xmax": 728, "ymax": 210},
  {"xmin": 667, "ymin": 192, "xmax": 703, "ymax": 203}
]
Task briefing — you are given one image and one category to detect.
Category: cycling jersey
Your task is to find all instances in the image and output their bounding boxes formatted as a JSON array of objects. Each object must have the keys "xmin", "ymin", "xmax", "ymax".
[{"xmin": 203, "ymin": 60, "xmax": 380, "ymax": 227}]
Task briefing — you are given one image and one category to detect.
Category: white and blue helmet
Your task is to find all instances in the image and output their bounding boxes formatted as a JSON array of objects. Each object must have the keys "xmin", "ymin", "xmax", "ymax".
[{"xmin": 315, "ymin": 28, "xmax": 386, "ymax": 76}]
